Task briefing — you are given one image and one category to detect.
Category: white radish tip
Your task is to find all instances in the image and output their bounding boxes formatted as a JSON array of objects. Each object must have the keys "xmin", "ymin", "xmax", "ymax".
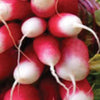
[
  {"xmin": 68, "ymin": 91, "xmax": 92, "ymax": 100},
  {"xmin": 59, "ymin": 15, "xmax": 82, "ymax": 36},
  {"xmin": 57, "ymin": 56, "xmax": 89, "ymax": 81},
  {"xmin": 21, "ymin": 17, "xmax": 46, "ymax": 38},
  {"xmin": 14, "ymin": 61, "xmax": 40, "ymax": 84},
  {"xmin": 0, "ymin": 1, "xmax": 11, "ymax": 20},
  {"xmin": 32, "ymin": 0, "xmax": 55, "ymax": 10}
]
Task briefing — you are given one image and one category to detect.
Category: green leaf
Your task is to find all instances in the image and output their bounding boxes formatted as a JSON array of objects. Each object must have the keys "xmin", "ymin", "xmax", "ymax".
[
  {"xmin": 94, "ymin": 89, "xmax": 100, "ymax": 96},
  {"xmin": 94, "ymin": 10, "xmax": 100, "ymax": 26},
  {"xmin": 96, "ymin": 0, "xmax": 100, "ymax": 4},
  {"xmin": 89, "ymin": 54, "xmax": 100, "ymax": 71}
]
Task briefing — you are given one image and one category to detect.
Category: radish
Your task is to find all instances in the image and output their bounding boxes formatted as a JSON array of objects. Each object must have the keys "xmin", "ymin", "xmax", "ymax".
[
  {"xmin": 17, "ymin": 17, "xmax": 46, "ymax": 75},
  {"xmin": 0, "ymin": 0, "xmax": 33, "ymax": 21},
  {"xmin": 48, "ymin": 13, "xmax": 100, "ymax": 51},
  {"xmin": 39, "ymin": 75, "xmax": 61, "ymax": 100},
  {"xmin": 31, "ymin": 0, "xmax": 56, "ymax": 18},
  {"xmin": 0, "ymin": 47, "xmax": 17, "ymax": 80},
  {"xmin": 55, "ymin": 38, "xmax": 90, "ymax": 94},
  {"xmin": 33, "ymin": 35, "xmax": 69, "ymax": 94},
  {"xmin": 10, "ymin": 44, "xmax": 44, "ymax": 100},
  {"xmin": 0, "ymin": 22, "xmax": 22, "ymax": 53},
  {"xmin": 60, "ymin": 79, "xmax": 94, "ymax": 100},
  {"xmin": 57, "ymin": 0, "xmax": 78, "ymax": 15},
  {"xmin": 4, "ymin": 84, "xmax": 40, "ymax": 100},
  {"xmin": 21, "ymin": 17, "xmax": 46, "ymax": 38},
  {"xmin": 0, "ymin": 0, "xmax": 32, "ymax": 48}
]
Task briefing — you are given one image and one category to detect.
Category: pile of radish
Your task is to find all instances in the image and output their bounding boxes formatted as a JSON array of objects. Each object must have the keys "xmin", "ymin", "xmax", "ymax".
[{"xmin": 0, "ymin": 0, "xmax": 99, "ymax": 100}]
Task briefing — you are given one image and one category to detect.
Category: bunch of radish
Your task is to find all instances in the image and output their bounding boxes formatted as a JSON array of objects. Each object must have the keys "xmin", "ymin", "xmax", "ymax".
[{"xmin": 0, "ymin": 0, "xmax": 99, "ymax": 100}]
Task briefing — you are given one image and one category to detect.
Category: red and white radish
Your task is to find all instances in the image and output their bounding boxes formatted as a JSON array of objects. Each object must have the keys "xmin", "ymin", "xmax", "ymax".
[
  {"xmin": 39, "ymin": 75, "xmax": 61, "ymax": 100},
  {"xmin": 57, "ymin": 0, "xmax": 78, "ymax": 15},
  {"xmin": 0, "ymin": 22, "xmax": 22, "ymax": 53},
  {"xmin": 4, "ymin": 84, "xmax": 40, "ymax": 100},
  {"xmin": 0, "ymin": 0, "xmax": 32, "ymax": 48},
  {"xmin": 0, "ymin": 0, "xmax": 32, "ymax": 21},
  {"xmin": 0, "ymin": 47, "xmax": 17, "ymax": 80},
  {"xmin": 21, "ymin": 17, "xmax": 47, "ymax": 38},
  {"xmin": 17, "ymin": 17, "xmax": 46, "ymax": 73},
  {"xmin": 10, "ymin": 44, "xmax": 44, "ymax": 100},
  {"xmin": 33, "ymin": 35, "xmax": 69, "ymax": 94},
  {"xmin": 60, "ymin": 79, "xmax": 94, "ymax": 100},
  {"xmin": 48, "ymin": 13, "xmax": 100, "ymax": 51},
  {"xmin": 31, "ymin": 0, "xmax": 56, "ymax": 18},
  {"xmin": 55, "ymin": 38, "xmax": 90, "ymax": 93}
]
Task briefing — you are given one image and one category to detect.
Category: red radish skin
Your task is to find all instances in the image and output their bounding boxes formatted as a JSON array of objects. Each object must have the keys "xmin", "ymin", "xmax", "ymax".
[
  {"xmin": 0, "ymin": 0, "xmax": 33, "ymax": 21},
  {"xmin": 39, "ymin": 76, "xmax": 61, "ymax": 100},
  {"xmin": 4, "ymin": 85, "xmax": 40, "ymax": 100},
  {"xmin": 57, "ymin": 0, "xmax": 79, "ymax": 15},
  {"xmin": 33, "ymin": 35, "xmax": 61, "ymax": 66},
  {"xmin": 33, "ymin": 35, "xmax": 69, "ymax": 94},
  {"xmin": 55, "ymin": 38, "xmax": 90, "ymax": 93},
  {"xmin": 0, "ymin": 92, "xmax": 5, "ymax": 100},
  {"xmin": 60, "ymin": 79, "xmax": 94, "ymax": 100},
  {"xmin": 31, "ymin": 0, "xmax": 56, "ymax": 18},
  {"xmin": 48, "ymin": 13, "xmax": 100, "ymax": 51},
  {"xmin": 10, "ymin": 44, "xmax": 44, "ymax": 100},
  {"xmin": 48, "ymin": 13, "xmax": 83, "ymax": 37},
  {"xmin": 56, "ymin": 38, "xmax": 89, "ymax": 81},
  {"xmin": 0, "ymin": 47, "xmax": 17, "ymax": 80},
  {"xmin": 0, "ymin": 90, "xmax": 8, "ymax": 100},
  {"xmin": 0, "ymin": 23, "xmax": 22, "ymax": 53}
]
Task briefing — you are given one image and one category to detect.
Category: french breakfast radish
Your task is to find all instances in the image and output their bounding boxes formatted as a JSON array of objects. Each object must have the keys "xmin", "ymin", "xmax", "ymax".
[
  {"xmin": 31, "ymin": 0, "xmax": 56, "ymax": 18},
  {"xmin": 39, "ymin": 75, "xmax": 61, "ymax": 100},
  {"xmin": 4, "ymin": 84, "xmax": 40, "ymax": 100},
  {"xmin": 60, "ymin": 79, "xmax": 94, "ymax": 100},
  {"xmin": 17, "ymin": 17, "xmax": 46, "ymax": 74},
  {"xmin": 0, "ymin": 47, "xmax": 17, "ymax": 80},
  {"xmin": 0, "ymin": 22, "xmax": 22, "ymax": 53},
  {"xmin": 21, "ymin": 17, "xmax": 46, "ymax": 38},
  {"xmin": 57, "ymin": 0, "xmax": 78, "ymax": 15},
  {"xmin": 48, "ymin": 13, "xmax": 100, "ymax": 51},
  {"xmin": 10, "ymin": 44, "xmax": 44, "ymax": 100},
  {"xmin": 33, "ymin": 35, "xmax": 69, "ymax": 94},
  {"xmin": 0, "ymin": 0, "xmax": 33, "ymax": 21},
  {"xmin": 55, "ymin": 38, "xmax": 90, "ymax": 93}
]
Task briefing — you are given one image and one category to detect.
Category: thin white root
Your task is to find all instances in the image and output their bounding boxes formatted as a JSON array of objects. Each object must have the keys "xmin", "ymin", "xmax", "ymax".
[
  {"xmin": 10, "ymin": 80, "xmax": 18, "ymax": 100},
  {"xmin": 17, "ymin": 35, "xmax": 26, "ymax": 66},
  {"xmin": 73, "ymin": 23, "xmax": 100, "ymax": 53},
  {"xmin": 0, "ymin": 16, "xmax": 32, "ymax": 63},
  {"xmin": 50, "ymin": 65, "xmax": 69, "ymax": 97},
  {"xmin": 0, "ymin": 16, "xmax": 17, "ymax": 47},
  {"xmin": 68, "ymin": 73, "xmax": 76, "ymax": 95},
  {"xmin": 17, "ymin": 35, "xmax": 27, "ymax": 87}
]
